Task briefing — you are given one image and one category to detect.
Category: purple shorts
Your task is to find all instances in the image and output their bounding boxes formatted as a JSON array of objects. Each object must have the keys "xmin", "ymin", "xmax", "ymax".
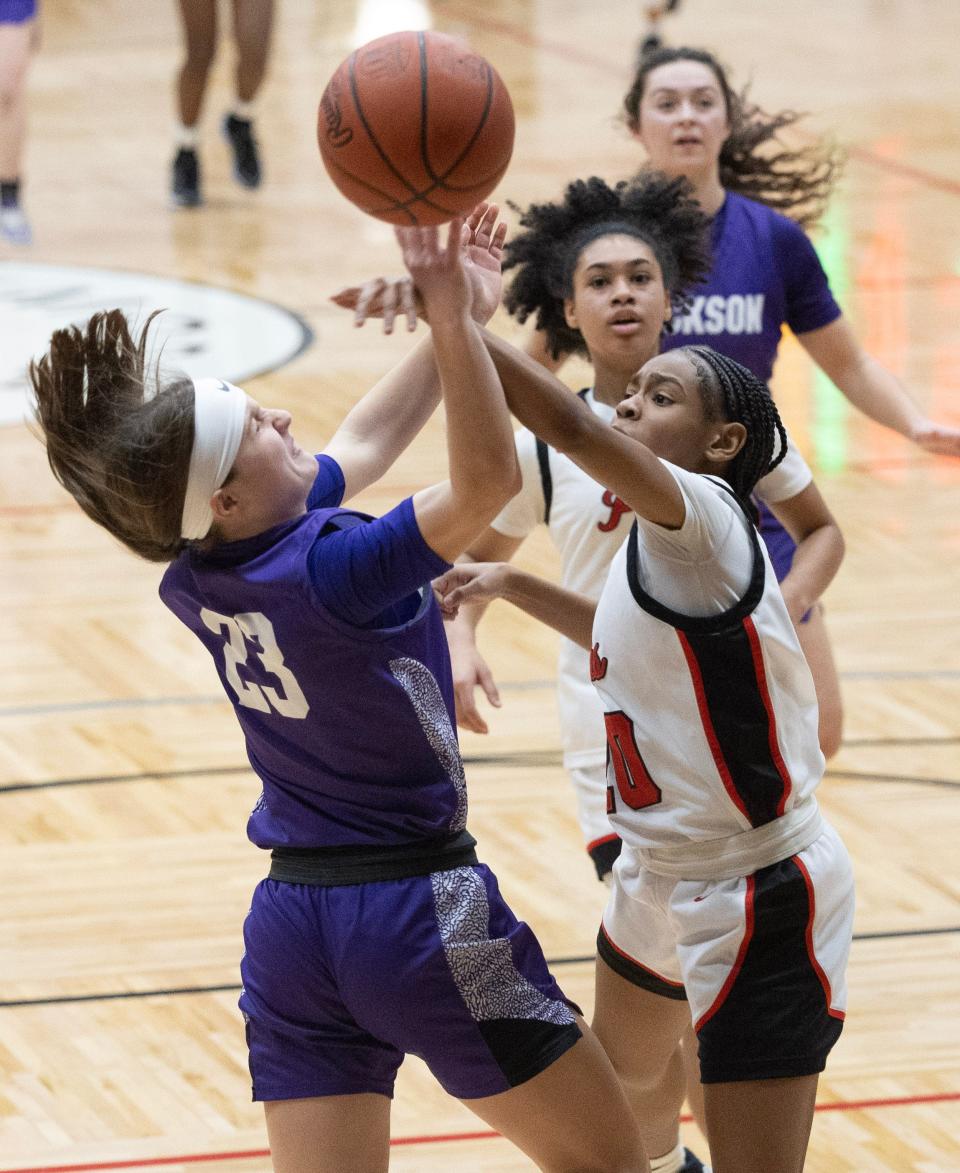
[
  {"xmin": 239, "ymin": 863, "xmax": 581, "ymax": 1101},
  {"xmin": 0, "ymin": 0, "xmax": 36, "ymax": 24},
  {"xmin": 757, "ymin": 500, "xmax": 812, "ymax": 623}
]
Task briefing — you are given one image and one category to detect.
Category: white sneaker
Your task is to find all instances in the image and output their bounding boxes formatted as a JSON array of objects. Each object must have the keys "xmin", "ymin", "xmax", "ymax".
[{"xmin": 0, "ymin": 205, "xmax": 33, "ymax": 245}]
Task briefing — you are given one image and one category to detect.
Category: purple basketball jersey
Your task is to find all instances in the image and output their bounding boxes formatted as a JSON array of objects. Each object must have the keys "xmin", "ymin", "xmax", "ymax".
[
  {"xmin": 160, "ymin": 506, "xmax": 466, "ymax": 850},
  {"xmin": 662, "ymin": 192, "xmax": 841, "ymax": 382}
]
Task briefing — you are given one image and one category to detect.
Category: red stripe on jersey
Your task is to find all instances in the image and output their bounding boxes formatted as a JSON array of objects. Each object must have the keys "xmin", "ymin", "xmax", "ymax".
[
  {"xmin": 794, "ymin": 854, "xmax": 846, "ymax": 1022},
  {"xmin": 599, "ymin": 923, "xmax": 685, "ymax": 990},
  {"xmin": 676, "ymin": 629, "xmax": 751, "ymax": 820},
  {"xmin": 743, "ymin": 615, "xmax": 794, "ymax": 815},
  {"xmin": 695, "ymin": 874, "xmax": 756, "ymax": 1031}
]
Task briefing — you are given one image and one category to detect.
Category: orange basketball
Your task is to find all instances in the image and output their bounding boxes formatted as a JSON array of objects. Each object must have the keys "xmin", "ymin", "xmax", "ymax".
[{"xmin": 317, "ymin": 30, "xmax": 515, "ymax": 225}]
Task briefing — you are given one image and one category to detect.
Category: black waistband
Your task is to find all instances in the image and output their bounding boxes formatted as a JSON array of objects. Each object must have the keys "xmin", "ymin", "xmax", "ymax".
[{"xmin": 268, "ymin": 829, "xmax": 478, "ymax": 887}]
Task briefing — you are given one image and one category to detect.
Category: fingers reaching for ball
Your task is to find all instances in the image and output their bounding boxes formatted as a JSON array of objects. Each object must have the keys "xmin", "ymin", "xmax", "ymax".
[{"xmin": 329, "ymin": 276, "xmax": 422, "ymax": 332}]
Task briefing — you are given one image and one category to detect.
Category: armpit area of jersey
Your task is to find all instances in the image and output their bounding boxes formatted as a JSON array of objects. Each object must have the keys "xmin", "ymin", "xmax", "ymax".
[{"xmin": 268, "ymin": 829, "xmax": 478, "ymax": 885}]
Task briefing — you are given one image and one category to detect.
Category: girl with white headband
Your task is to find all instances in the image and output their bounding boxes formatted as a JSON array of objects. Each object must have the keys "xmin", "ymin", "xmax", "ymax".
[{"xmin": 29, "ymin": 209, "xmax": 651, "ymax": 1173}]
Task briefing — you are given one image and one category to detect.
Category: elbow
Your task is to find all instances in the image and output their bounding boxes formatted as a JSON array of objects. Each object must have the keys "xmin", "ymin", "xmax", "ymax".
[{"xmin": 464, "ymin": 452, "xmax": 521, "ymax": 522}]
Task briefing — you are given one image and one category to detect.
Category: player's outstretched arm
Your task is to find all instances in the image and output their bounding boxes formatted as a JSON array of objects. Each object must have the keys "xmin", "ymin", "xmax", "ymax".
[
  {"xmin": 324, "ymin": 205, "xmax": 508, "ymax": 502},
  {"xmin": 403, "ymin": 221, "xmax": 520, "ymax": 562},
  {"xmin": 435, "ymin": 563, "xmax": 596, "ymax": 651},
  {"xmin": 477, "ymin": 325, "xmax": 686, "ymax": 527},
  {"xmin": 799, "ymin": 316, "xmax": 960, "ymax": 458}
]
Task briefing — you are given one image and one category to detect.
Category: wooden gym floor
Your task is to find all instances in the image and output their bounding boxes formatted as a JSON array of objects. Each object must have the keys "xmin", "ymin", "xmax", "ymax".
[{"xmin": 2, "ymin": 1, "xmax": 959, "ymax": 1169}]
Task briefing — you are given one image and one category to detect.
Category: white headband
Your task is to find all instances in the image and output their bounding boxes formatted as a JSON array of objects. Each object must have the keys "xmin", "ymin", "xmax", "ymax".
[{"xmin": 180, "ymin": 377, "xmax": 248, "ymax": 540}]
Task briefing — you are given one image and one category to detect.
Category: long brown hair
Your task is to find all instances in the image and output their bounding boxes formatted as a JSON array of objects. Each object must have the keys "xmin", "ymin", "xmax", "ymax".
[
  {"xmin": 623, "ymin": 46, "xmax": 842, "ymax": 229},
  {"xmin": 30, "ymin": 309, "xmax": 195, "ymax": 562}
]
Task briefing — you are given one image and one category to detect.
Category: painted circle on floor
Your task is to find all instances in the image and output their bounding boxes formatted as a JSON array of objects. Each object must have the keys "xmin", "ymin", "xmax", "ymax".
[{"xmin": 0, "ymin": 262, "xmax": 313, "ymax": 426}]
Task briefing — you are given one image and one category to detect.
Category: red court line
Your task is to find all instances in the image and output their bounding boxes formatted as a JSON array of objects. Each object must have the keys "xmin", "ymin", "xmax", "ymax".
[{"xmin": 6, "ymin": 1092, "xmax": 959, "ymax": 1173}]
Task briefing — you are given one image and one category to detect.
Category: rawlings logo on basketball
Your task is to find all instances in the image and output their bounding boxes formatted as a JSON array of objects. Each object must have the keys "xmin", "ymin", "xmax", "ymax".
[
  {"xmin": 435, "ymin": 46, "xmax": 488, "ymax": 84},
  {"xmin": 320, "ymin": 84, "xmax": 353, "ymax": 149},
  {"xmin": 358, "ymin": 42, "xmax": 412, "ymax": 80}
]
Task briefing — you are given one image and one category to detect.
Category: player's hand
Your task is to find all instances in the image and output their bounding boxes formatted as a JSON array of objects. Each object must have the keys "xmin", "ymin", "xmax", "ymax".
[
  {"xmin": 434, "ymin": 561, "xmax": 511, "ymax": 611},
  {"xmin": 911, "ymin": 418, "xmax": 960, "ymax": 458},
  {"xmin": 450, "ymin": 640, "xmax": 502, "ymax": 735},
  {"xmin": 329, "ymin": 203, "xmax": 505, "ymax": 329},
  {"xmin": 460, "ymin": 202, "xmax": 508, "ymax": 326},
  {"xmin": 440, "ymin": 613, "xmax": 503, "ymax": 735},
  {"xmin": 329, "ymin": 275, "xmax": 421, "ymax": 333},
  {"xmin": 395, "ymin": 219, "xmax": 472, "ymax": 326}
]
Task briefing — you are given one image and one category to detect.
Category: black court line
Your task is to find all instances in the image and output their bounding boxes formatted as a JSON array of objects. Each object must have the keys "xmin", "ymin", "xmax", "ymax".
[
  {"xmin": 6, "ymin": 753, "xmax": 958, "ymax": 795},
  {"xmin": 4, "ymin": 670, "xmax": 960, "ymax": 720},
  {"xmin": 0, "ymin": 751, "xmax": 566, "ymax": 794},
  {"xmin": 840, "ymin": 735, "xmax": 960, "ymax": 747},
  {"xmin": 3, "ymin": 925, "xmax": 958, "ymax": 1010},
  {"xmin": 825, "ymin": 769, "xmax": 960, "ymax": 790}
]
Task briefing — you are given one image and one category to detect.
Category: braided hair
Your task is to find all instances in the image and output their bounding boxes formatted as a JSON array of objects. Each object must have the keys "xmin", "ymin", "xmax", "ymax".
[
  {"xmin": 622, "ymin": 46, "xmax": 842, "ymax": 229},
  {"xmin": 683, "ymin": 345, "xmax": 788, "ymax": 502},
  {"xmin": 503, "ymin": 172, "xmax": 712, "ymax": 360}
]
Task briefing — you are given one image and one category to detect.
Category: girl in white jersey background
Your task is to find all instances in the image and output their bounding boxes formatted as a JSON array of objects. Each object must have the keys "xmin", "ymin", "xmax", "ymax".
[{"xmin": 434, "ymin": 343, "xmax": 856, "ymax": 1173}]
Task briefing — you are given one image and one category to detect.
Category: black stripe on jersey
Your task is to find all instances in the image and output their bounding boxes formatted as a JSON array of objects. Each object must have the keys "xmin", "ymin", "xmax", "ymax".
[
  {"xmin": 677, "ymin": 619, "xmax": 791, "ymax": 826},
  {"xmin": 536, "ymin": 389, "xmax": 591, "ymax": 527},
  {"xmin": 624, "ymin": 480, "xmax": 789, "ymax": 826}
]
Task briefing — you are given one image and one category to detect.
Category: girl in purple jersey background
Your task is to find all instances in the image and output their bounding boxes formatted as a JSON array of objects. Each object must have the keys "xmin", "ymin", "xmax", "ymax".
[
  {"xmin": 622, "ymin": 45, "xmax": 960, "ymax": 759},
  {"xmin": 29, "ymin": 211, "xmax": 651, "ymax": 1173}
]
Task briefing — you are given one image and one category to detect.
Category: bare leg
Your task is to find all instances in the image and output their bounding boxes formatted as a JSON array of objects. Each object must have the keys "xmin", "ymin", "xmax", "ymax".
[
  {"xmin": 264, "ymin": 1093, "xmax": 391, "ymax": 1173},
  {"xmin": 0, "ymin": 19, "xmax": 32, "ymax": 179},
  {"xmin": 679, "ymin": 1019, "xmax": 708, "ymax": 1141},
  {"xmin": 175, "ymin": 0, "xmax": 218, "ymax": 126},
  {"xmin": 797, "ymin": 605, "xmax": 843, "ymax": 759},
  {"xmin": 704, "ymin": 1074, "xmax": 818, "ymax": 1173},
  {"xmin": 463, "ymin": 1020, "xmax": 649, "ymax": 1172},
  {"xmin": 231, "ymin": 0, "xmax": 274, "ymax": 103},
  {"xmin": 592, "ymin": 957, "xmax": 692, "ymax": 1163}
]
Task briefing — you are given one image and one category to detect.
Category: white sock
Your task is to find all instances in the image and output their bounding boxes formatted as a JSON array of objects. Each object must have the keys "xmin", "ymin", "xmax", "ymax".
[
  {"xmin": 174, "ymin": 123, "xmax": 199, "ymax": 150},
  {"xmin": 231, "ymin": 99, "xmax": 256, "ymax": 122},
  {"xmin": 650, "ymin": 1143, "xmax": 685, "ymax": 1173}
]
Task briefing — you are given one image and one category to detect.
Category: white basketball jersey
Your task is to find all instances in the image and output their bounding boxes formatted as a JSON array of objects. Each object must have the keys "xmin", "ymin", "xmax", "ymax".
[
  {"xmin": 492, "ymin": 391, "xmax": 815, "ymax": 770},
  {"xmin": 590, "ymin": 466, "xmax": 824, "ymax": 853}
]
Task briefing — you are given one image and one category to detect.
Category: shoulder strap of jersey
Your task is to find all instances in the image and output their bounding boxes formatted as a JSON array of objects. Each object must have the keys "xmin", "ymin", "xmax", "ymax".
[
  {"xmin": 535, "ymin": 437, "xmax": 553, "ymax": 525},
  {"xmin": 535, "ymin": 389, "xmax": 591, "ymax": 526}
]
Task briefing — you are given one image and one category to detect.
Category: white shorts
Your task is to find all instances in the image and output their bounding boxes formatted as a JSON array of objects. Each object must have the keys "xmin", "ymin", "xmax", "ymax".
[
  {"xmin": 598, "ymin": 821, "xmax": 854, "ymax": 1083},
  {"xmin": 566, "ymin": 761, "xmax": 621, "ymax": 880}
]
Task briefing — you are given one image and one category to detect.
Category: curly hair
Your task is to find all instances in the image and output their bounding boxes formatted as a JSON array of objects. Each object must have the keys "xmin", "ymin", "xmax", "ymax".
[
  {"xmin": 622, "ymin": 46, "xmax": 842, "ymax": 229},
  {"xmin": 503, "ymin": 172, "xmax": 712, "ymax": 360},
  {"xmin": 683, "ymin": 345, "xmax": 788, "ymax": 502}
]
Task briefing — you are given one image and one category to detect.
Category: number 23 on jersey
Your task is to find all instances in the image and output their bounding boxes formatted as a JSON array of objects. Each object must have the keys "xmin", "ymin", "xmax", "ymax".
[{"xmin": 200, "ymin": 608, "xmax": 310, "ymax": 719}]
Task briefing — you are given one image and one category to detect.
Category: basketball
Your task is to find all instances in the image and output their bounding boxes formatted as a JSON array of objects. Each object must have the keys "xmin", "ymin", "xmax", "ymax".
[{"xmin": 317, "ymin": 30, "xmax": 515, "ymax": 226}]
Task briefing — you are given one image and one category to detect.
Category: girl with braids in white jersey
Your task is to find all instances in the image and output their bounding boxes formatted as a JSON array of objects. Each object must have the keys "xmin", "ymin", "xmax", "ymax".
[
  {"xmin": 433, "ymin": 343, "xmax": 855, "ymax": 1173},
  {"xmin": 333, "ymin": 176, "xmax": 845, "ymax": 1173}
]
